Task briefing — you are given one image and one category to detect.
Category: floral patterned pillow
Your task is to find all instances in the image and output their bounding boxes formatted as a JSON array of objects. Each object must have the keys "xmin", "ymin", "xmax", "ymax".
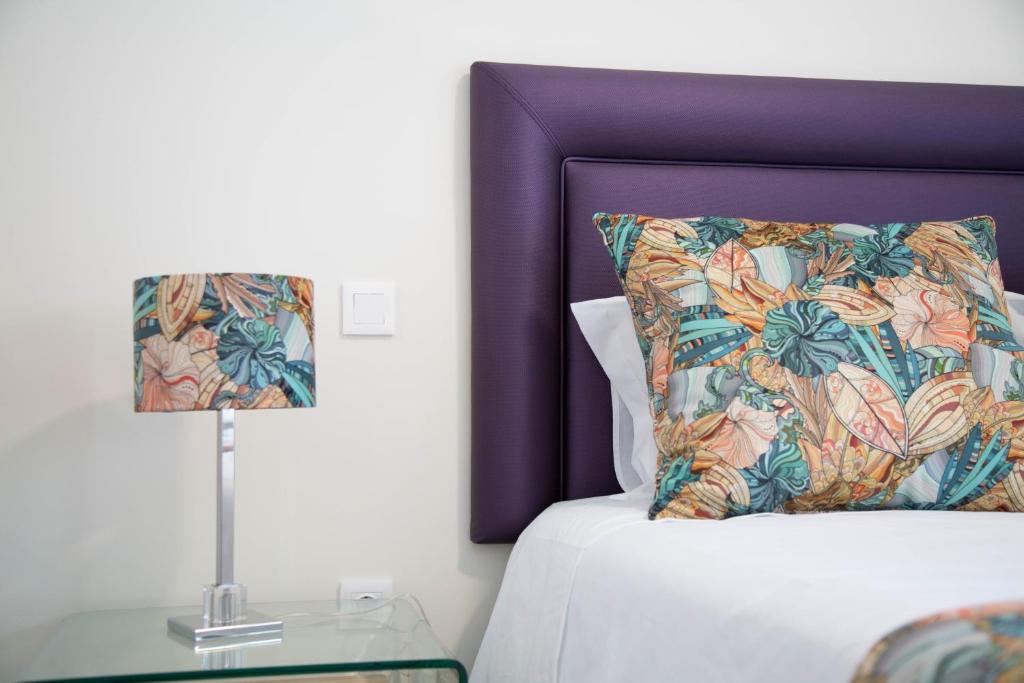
[{"xmin": 594, "ymin": 214, "xmax": 1024, "ymax": 519}]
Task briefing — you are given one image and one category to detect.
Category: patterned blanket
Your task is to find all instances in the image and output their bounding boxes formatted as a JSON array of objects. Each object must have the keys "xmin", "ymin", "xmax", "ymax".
[{"xmin": 852, "ymin": 602, "xmax": 1024, "ymax": 682}]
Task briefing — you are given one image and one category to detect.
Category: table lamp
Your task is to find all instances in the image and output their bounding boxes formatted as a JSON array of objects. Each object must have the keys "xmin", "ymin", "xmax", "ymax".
[{"xmin": 133, "ymin": 273, "xmax": 315, "ymax": 641}]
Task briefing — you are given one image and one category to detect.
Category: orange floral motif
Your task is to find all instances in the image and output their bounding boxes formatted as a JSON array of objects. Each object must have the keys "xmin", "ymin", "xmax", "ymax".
[
  {"xmin": 139, "ymin": 335, "xmax": 200, "ymax": 412},
  {"xmin": 703, "ymin": 398, "xmax": 778, "ymax": 469},
  {"xmin": 183, "ymin": 326, "xmax": 218, "ymax": 353},
  {"xmin": 704, "ymin": 239, "xmax": 758, "ymax": 292},
  {"xmin": 650, "ymin": 338, "xmax": 671, "ymax": 399},
  {"xmin": 824, "ymin": 363, "xmax": 907, "ymax": 458},
  {"xmin": 817, "ymin": 438, "xmax": 844, "ymax": 486},
  {"xmin": 891, "ymin": 290, "xmax": 971, "ymax": 354}
]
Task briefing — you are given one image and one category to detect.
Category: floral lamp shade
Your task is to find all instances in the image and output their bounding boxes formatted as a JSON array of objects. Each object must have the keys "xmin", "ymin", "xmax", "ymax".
[{"xmin": 133, "ymin": 273, "xmax": 315, "ymax": 412}]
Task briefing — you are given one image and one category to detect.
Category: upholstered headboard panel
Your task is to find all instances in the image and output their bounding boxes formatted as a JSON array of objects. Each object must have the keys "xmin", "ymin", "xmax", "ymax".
[{"xmin": 470, "ymin": 61, "xmax": 1024, "ymax": 542}]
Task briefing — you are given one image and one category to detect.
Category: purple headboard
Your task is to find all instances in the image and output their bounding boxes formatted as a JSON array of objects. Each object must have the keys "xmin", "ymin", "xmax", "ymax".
[{"xmin": 470, "ymin": 61, "xmax": 1024, "ymax": 543}]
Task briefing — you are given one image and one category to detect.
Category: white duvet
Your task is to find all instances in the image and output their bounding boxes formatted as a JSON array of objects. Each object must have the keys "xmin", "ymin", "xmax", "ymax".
[{"xmin": 471, "ymin": 489, "xmax": 1024, "ymax": 683}]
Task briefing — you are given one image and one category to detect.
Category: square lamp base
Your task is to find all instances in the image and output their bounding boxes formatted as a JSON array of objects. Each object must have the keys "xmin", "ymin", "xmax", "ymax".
[{"xmin": 167, "ymin": 611, "xmax": 283, "ymax": 641}]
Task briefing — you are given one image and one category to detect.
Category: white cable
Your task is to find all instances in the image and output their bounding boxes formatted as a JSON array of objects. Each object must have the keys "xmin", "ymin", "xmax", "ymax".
[{"xmin": 273, "ymin": 592, "xmax": 430, "ymax": 627}]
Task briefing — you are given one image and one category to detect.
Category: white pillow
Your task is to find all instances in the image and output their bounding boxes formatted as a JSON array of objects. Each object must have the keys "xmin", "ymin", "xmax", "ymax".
[
  {"xmin": 573, "ymin": 290, "xmax": 1024, "ymax": 492},
  {"xmin": 1008, "ymin": 290, "xmax": 1024, "ymax": 340},
  {"xmin": 570, "ymin": 297, "xmax": 656, "ymax": 490}
]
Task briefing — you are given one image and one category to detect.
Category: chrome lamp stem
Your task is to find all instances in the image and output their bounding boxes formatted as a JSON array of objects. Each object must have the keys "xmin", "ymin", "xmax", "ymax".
[
  {"xmin": 166, "ymin": 409, "xmax": 283, "ymax": 642},
  {"xmin": 216, "ymin": 408, "xmax": 235, "ymax": 586}
]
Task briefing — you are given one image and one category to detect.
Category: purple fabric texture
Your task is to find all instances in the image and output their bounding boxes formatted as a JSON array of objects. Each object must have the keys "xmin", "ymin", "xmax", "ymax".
[{"xmin": 471, "ymin": 61, "xmax": 1024, "ymax": 543}]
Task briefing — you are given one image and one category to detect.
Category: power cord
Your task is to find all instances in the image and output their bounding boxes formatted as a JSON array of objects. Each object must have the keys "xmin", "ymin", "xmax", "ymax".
[{"xmin": 273, "ymin": 592, "xmax": 430, "ymax": 628}]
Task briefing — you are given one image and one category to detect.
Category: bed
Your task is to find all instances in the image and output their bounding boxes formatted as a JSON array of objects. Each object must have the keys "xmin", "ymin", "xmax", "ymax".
[{"xmin": 469, "ymin": 62, "xmax": 1024, "ymax": 682}]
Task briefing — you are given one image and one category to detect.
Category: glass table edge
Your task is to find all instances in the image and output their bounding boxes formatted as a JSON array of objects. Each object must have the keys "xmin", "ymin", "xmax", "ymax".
[{"xmin": 21, "ymin": 658, "xmax": 468, "ymax": 683}]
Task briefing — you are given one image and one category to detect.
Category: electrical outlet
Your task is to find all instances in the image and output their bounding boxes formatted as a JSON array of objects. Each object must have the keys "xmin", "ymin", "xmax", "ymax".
[{"xmin": 337, "ymin": 577, "xmax": 394, "ymax": 605}]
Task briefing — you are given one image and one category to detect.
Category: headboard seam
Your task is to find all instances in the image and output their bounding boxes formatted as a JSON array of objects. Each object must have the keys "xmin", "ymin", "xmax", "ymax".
[
  {"xmin": 562, "ymin": 156, "xmax": 1024, "ymax": 177},
  {"xmin": 558, "ymin": 158, "xmax": 569, "ymax": 500},
  {"xmin": 473, "ymin": 61, "xmax": 566, "ymax": 156}
]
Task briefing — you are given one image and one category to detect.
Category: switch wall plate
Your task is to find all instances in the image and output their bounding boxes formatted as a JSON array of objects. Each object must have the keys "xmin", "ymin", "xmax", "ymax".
[{"xmin": 342, "ymin": 282, "xmax": 395, "ymax": 336}]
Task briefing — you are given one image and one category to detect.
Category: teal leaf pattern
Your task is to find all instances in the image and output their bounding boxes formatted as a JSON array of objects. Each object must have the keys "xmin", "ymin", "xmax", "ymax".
[
  {"xmin": 851, "ymin": 223, "xmax": 916, "ymax": 281},
  {"xmin": 761, "ymin": 301, "xmax": 858, "ymax": 377},
  {"xmin": 738, "ymin": 425, "xmax": 810, "ymax": 513}
]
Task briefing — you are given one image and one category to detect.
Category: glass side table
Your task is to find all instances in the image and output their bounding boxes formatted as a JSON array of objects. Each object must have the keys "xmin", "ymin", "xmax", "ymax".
[{"xmin": 21, "ymin": 596, "xmax": 467, "ymax": 683}]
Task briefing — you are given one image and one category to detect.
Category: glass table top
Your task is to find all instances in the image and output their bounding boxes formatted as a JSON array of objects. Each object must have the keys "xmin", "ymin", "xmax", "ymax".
[{"xmin": 21, "ymin": 596, "xmax": 466, "ymax": 682}]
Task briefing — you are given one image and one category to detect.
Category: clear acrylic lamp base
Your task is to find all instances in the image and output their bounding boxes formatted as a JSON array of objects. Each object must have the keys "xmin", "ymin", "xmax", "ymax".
[
  {"xmin": 167, "ymin": 583, "xmax": 284, "ymax": 641},
  {"xmin": 166, "ymin": 410, "xmax": 283, "ymax": 642}
]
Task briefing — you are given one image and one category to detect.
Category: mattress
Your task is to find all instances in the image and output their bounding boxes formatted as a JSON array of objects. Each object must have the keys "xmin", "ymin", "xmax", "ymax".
[{"xmin": 471, "ymin": 489, "xmax": 1024, "ymax": 683}]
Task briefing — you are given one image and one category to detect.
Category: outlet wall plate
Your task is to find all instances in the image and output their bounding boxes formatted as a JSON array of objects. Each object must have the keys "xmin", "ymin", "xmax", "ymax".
[{"xmin": 337, "ymin": 577, "xmax": 394, "ymax": 605}]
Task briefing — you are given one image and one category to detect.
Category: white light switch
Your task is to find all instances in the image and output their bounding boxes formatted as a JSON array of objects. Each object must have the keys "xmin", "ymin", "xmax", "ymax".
[
  {"xmin": 342, "ymin": 281, "xmax": 395, "ymax": 335},
  {"xmin": 353, "ymin": 293, "xmax": 386, "ymax": 325}
]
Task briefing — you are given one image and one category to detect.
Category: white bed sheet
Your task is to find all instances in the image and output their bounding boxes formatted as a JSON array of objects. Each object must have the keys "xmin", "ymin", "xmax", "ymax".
[{"xmin": 471, "ymin": 490, "xmax": 1024, "ymax": 683}]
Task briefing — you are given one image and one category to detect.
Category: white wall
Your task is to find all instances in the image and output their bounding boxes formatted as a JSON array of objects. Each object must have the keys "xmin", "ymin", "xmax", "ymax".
[{"xmin": 1, "ymin": 0, "xmax": 1021, "ymax": 678}]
